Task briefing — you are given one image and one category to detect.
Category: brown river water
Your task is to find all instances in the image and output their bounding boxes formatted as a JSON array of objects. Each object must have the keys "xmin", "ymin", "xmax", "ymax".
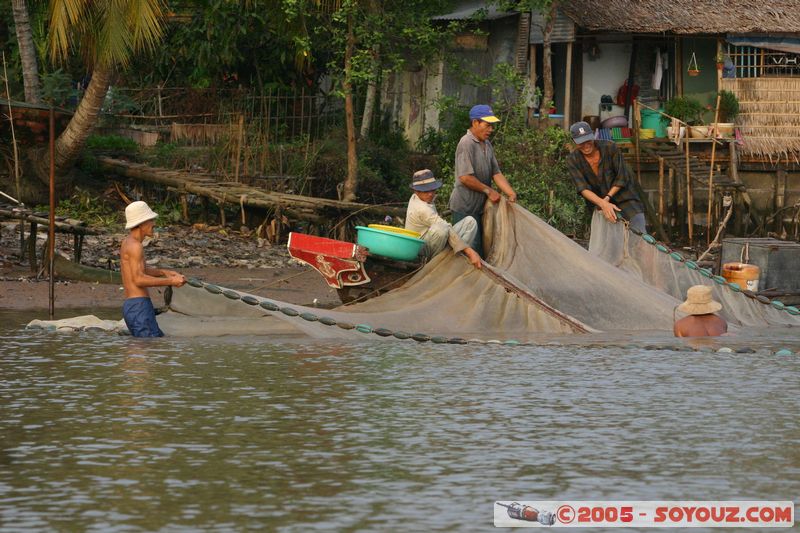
[{"xmin": 1, "ymin": 309, "xmax": 798, "ymax": 531}]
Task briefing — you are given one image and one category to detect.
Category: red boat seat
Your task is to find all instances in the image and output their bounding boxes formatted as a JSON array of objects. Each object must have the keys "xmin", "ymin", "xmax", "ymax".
[{"xmin": 287, "ymin": 232, "xmax": 370, "ymax": 289}]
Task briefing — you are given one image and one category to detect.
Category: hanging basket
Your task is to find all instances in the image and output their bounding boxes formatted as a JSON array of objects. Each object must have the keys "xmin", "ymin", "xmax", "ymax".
[{"xmin": 687, "ymin": 52, "xmax": 701, "ymax": 77}]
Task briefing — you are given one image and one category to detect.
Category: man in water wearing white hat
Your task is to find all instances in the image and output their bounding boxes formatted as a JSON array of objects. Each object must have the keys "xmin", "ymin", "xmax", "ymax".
[
  {"xmin": 120, "ymin": 201, "xmax": 186, "ymax": 337},
  {"xmin": 405, "ymin": 169, "xmax": 482, "ymax": 269},
  {"xmin": 674, "ymin": 285, "xmax": 727, "ymax": 337}
]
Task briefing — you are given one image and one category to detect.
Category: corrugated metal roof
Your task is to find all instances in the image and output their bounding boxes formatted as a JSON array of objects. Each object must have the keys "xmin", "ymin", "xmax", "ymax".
[
  {"xmin": 433, "ymin": 0, "xmax": 517, "ymax": 21},
  {"xmin": 529, "ymin": 9, "xmax": 575, "ymax": 44}
]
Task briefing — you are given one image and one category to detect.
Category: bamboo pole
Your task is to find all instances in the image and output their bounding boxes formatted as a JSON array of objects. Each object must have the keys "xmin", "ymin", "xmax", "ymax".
[
  {"xmin": 775, "ymin": 166, "xmax": 787, "ymax": 234},
  {"xmin": 658, "ymin": 156, "xmax": 665, "ymax": 224},
  {"xmin": 563, "ymin": 42, "xmax": 573, "ymax": 129},
  {"xmin": 685, "ymin": 134, "xmax": 693, "ymax": 245},
  {"xmin": 233, "ymin": 113, "xmax": 244, "ymax": 183},
  {"xmin": 668, "ymin": 167, "xmax": 675, "ymax": 227},
  {"xmin": 1, "ymin": 51, "xmax": 26, "ymax": 261},
  {"xmin": 707, "ymin": 94, "xmax": 721, "ymax": 244},
  {"xmin": 94, "ymin": 156, "xmax": 406, "ymax": 218},
  {"xmin": 48, "ymin": 108, "xmax": 56, "ymax": 319},
  {"xmin": 634, "ymin": 99, "xmax": 642, "ymax": 184}
]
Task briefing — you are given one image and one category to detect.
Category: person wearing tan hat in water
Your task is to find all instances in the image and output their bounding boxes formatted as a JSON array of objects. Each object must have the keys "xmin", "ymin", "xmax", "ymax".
[
  {"xmin": 674, "ymin": 285, "xmax": 727, "ymax": 337},
  {"xmin": 120, "ymin": 201, "xmax": 186, "ymax": 337}
]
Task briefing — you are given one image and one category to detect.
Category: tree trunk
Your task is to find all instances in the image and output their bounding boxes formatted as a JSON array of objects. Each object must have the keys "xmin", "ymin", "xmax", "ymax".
[
  {"xmin": 541, "ymin": 2, "xmax": 557, "ymax": 118},
  {"xmin": 342, "ymin": 11, "xmax": 358, "ymax": 202},
  {"xmin": 52, "ymin": 67, "xmax": 112, "ymax": 175},
  {"xmin": 359, "ymin": 45, "xmax": 380, "ymax": 140},
  {"xmin": 11, "ymin": 0, "xmax": 42, "ymax": 104}
]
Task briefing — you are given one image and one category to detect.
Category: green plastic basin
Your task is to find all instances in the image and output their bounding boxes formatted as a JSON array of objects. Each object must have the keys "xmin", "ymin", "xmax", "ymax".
[{"xmin": 355, "ymin": 226, "xmax": 425, "ymax": 261}]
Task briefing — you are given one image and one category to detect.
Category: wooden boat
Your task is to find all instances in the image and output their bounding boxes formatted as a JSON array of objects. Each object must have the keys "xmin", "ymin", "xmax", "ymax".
[{"xmin": 287, "ymin": 232, "xmax": 422, "ymax": 304}]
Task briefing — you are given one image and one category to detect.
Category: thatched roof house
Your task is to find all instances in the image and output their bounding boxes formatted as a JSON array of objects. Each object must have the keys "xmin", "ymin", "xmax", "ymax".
[
  {"xmin": 559, "ymin": 0, "xmax": 800, "ymax": 160},
  {"xmin": 561, "ymin": 0, "xmax": 800, "ymax": 34}
]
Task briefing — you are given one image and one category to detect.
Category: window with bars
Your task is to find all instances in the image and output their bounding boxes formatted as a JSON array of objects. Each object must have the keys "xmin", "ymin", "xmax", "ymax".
[{"xmin": 726, "ymin": 44, "xmax": 800, "ymax": 78}]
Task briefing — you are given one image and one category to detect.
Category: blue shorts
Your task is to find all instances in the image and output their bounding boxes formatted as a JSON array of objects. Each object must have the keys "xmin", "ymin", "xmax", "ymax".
[{"xmin": 122, "ymin": 297, "xmax": 164, "ymax": 337}]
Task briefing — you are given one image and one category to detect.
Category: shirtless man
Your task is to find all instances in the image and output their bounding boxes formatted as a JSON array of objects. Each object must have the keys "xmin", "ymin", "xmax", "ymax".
[
  {"xmin": 674, "ymin": 285, "xmax": 727, "ymax": 337},
  {"xmin": 120, "ymin": 201, "xmax": 186, "ymax": 337}
]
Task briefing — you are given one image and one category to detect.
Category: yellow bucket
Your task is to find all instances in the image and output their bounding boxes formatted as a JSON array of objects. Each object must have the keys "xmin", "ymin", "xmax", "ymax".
[
  {"xmin": 367, "ymin": 224, "xmax": 421, "ymax": 239},
  {"xmin": 721, "ymin": 262, "xmax": 760, "ymax": 291}
]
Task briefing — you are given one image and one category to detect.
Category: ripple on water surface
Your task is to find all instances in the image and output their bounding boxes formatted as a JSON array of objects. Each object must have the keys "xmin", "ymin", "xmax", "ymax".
[{"xmin": 1, "ymin": 313, "xmax": 798, "ymax": 530}]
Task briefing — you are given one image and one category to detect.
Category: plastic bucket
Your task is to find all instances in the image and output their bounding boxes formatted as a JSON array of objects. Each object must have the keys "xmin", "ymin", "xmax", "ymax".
[
  {"xmin": 367, "ymin": 224, "xmax": 421, "ymax": 239},
  {"xmin": 355, "ymin": 226, "xmax": 425, "ymax": 261},
  {"xmin": 722, "ymin": 262, "xmax": 761, "ymax": 291},
  {"xmin": 640, "ymin": 109, "xmax": 667, "ymax": 137}
]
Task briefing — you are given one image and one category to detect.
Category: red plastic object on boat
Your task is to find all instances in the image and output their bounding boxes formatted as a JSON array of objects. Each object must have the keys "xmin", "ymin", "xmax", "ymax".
[{"xmin": 287, "ymin": 232, "xmax": 371, "ymax": 289}]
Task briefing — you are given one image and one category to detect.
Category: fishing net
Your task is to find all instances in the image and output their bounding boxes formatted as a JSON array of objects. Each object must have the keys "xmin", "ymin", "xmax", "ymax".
[
  {"xmin": 32, "ymin": 199, "xmax": 800, "ymax": 339},
  {"xmin": 163, "ymin": 199, "xmax": 685, "ymax": 340},
  {"xmin": 588, "ymin": 211, "xmax": 800, "ymax": 327}
]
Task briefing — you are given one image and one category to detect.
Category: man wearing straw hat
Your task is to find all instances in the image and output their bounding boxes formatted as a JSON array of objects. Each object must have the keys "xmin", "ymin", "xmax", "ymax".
[
  {"xmin": 406, "ymin": 169, "xmax": 482, "ymax": 269},
  {"xmin": 120, "ymin": 201, "xmax": 186, "ymax": 337},
  {"xmin": 674, "ymin": 285, "xmax": 728, "ymax": 337}
]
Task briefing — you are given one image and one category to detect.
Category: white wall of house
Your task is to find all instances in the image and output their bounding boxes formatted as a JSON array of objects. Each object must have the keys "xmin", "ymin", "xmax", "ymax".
[
  {"xmin": 422, "ymin": 61, "xmax": 444, "ymax": 138},
  {"xmin": 580, "ymin": 41, "xmax": 632, "ymax": 118},
  {"xmin": 380, "ymin": 61, "xmax": 444, "ymax": 146}
]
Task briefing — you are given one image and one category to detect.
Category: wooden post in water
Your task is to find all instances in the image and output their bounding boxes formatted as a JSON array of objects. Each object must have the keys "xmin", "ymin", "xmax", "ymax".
[
  {"xmin": 180, "ymin": 194, "xmax": 189, "ymax": 223},
  {"xmin": 48, "ymin": 108, "xmax": 55, "ymax": 319},
  {"xmin": 685, "ymin": 134, "xmax": 693, "ymax": 245},
  {"xmin": 658, "ymin": 156, "xmax": 665, "ymax": 225},
  {"xmin": 729, "ymin": 142, "xmax": 743, "ymax": 235},
  {"xmin": 668, "ymin": 167, "xmax": 675, "ymax": 227},
  {"xmin": 633, "ymin": 100, "xmax": 642, "ymax": 184},
  {"xmin": 233, "ymin": 113, "xmax": 244, "ymax": 183},
  {"xmin": 775, "ymin": 166, "xmax": 787, "ymax": 234},
  {"xmin": 707, "ymin": 94, "xmax": 721, "ymax": 244},
  {"xmin": 28, "ymin": 222, "xmax": 37, "ymax": 272}
]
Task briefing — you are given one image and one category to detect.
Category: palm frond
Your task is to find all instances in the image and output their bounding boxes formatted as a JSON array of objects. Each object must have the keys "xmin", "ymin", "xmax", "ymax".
[
  {"xmin": 47, "ymin": 0, "xmax": 166, "ymax": 68},
  {"xmin": 48, "ymin": 0, "xmax": 90, "ymax": 62},
  {"xmin": 98, "ymin": 0, "xmax": 134, "ymax": 67},
  {"xmin": 126, "ymin": 0, "xmax": 166, "ymax": 53}
]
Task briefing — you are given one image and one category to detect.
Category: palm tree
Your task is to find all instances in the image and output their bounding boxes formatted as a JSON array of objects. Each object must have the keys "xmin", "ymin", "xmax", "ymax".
[
  {"xmin": 18, "ymin": 0, "xmax": 166, "ymax": 180},
  {"xmin": 11, "ymin": 0, "xmax": 42, "ymax": 104}
]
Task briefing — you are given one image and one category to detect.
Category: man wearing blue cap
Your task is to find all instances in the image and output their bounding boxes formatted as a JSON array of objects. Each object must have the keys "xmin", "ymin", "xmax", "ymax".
[{"xmin": 449, "ymin": 104, "xmax": 516, "ymax": 257}]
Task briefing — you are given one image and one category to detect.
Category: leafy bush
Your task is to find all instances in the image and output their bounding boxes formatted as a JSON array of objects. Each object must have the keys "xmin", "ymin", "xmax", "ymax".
[
  {"xmin": 493, "ymin": 106, "xmax": 585, "ymax": 236},
  {"xmin": 86, "ymin": 134, "xmax": 139, "ymax": 151},
  {"xmin": 151, "ymin": 199, "xmax": 184, "ymax": 225},
  {"xmin": 665, "ymin": 96, "xmax": 705, "ymax": 125},
  {"xmin": 718, "ymin": 90, "xmax": 739, "ymax": 122},
  {"xmin": 43, "ymin": 187, "xmax": 119, "ymax": 227},
  {"xmin": 41, "ymin": 69, "xmax": 78, "ymax": 108}
]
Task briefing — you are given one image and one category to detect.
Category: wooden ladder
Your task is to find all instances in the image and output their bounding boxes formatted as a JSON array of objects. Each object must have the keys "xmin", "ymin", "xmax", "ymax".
[
  {"xmin": 639, "ymin": 140, "xmax": 743, "ymax": 191},
  {"xmin": 515, "ymin": 12, "xmax": 531, "ymax": 75}
]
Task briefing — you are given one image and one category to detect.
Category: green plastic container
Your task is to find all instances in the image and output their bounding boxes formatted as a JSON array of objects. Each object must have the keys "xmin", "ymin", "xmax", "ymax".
[
  {"xmin": 641, "ymin": 108, "xmax": 667, "ymax": 138},
  {"xmin": 355, "ymin": 226, "xmax": 425, "ymax": 261}
]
